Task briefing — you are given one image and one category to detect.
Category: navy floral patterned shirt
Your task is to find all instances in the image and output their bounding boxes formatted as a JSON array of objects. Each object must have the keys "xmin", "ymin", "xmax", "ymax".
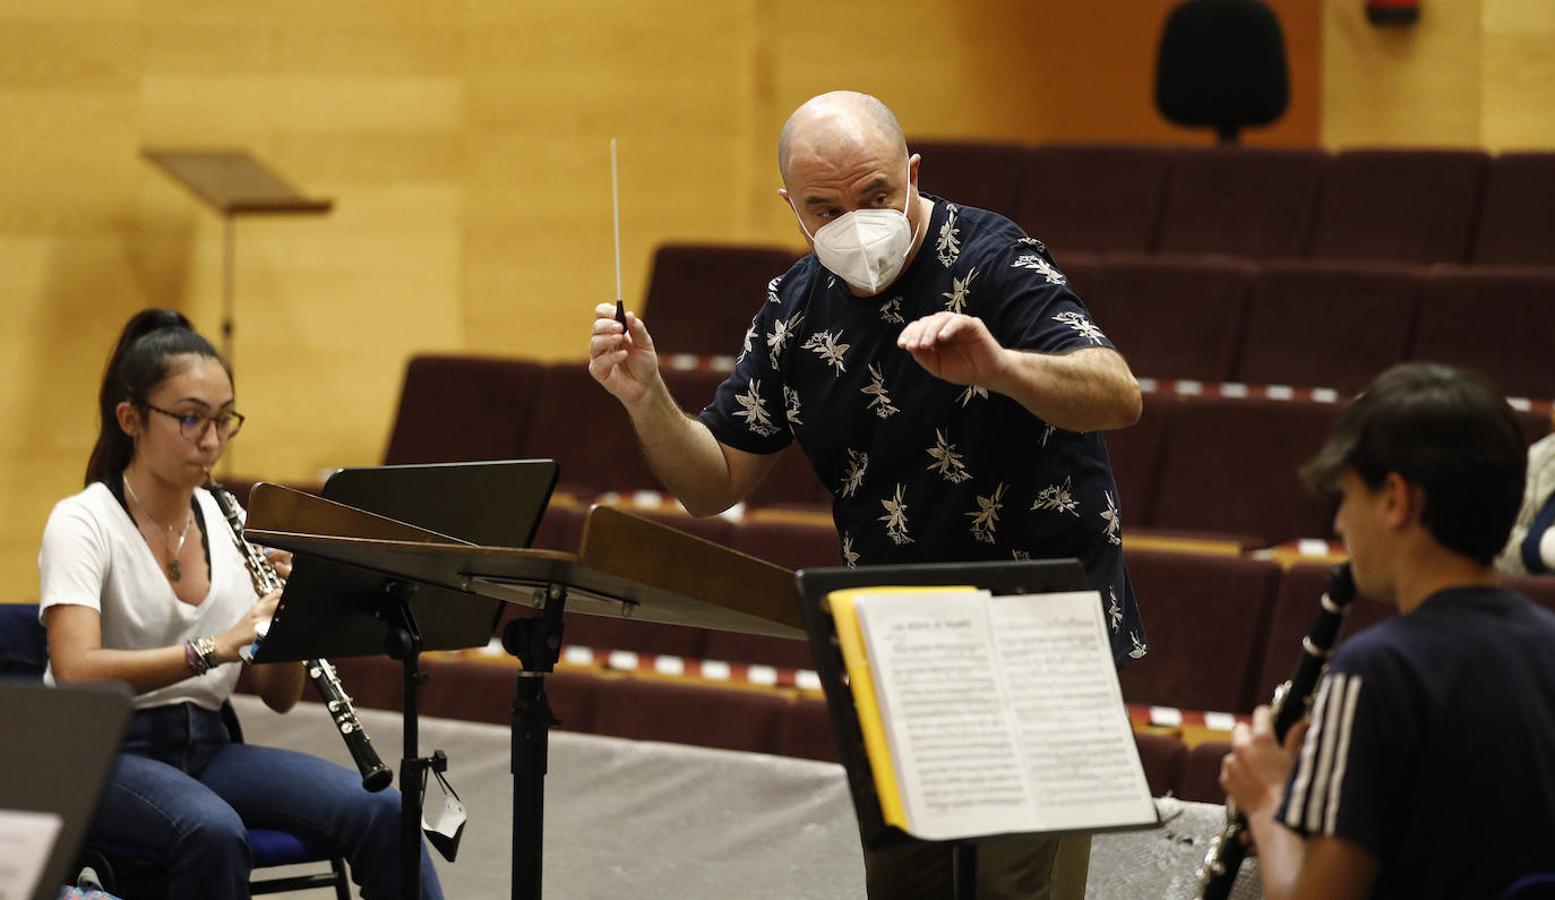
[{"xmin": 698, "ymin": 196, "xmax": 1145, "ymax": 666}]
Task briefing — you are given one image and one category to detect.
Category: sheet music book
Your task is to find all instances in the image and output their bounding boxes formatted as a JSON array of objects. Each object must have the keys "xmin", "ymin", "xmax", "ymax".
[{"xmin": 828, "ymin": 586, "xmax": 1157, "ymax": 841}]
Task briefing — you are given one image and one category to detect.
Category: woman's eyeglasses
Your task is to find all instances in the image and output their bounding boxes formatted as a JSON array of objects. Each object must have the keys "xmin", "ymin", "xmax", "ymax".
[{"xmin": 144, "ymin": 403, "xmax": 246, "ymax": 441}]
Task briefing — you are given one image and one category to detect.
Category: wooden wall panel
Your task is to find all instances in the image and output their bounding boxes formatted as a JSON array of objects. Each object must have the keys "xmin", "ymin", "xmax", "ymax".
[{"xmin": 1, "ymin": 1, "xmax": 1321, "ymax": 595}]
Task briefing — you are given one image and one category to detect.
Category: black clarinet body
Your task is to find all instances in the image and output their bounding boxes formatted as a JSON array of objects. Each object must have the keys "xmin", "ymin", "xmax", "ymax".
[
  {"xmin": 1195, "ymin": 562, "xmax": 1356, "ymax": 900},
  {"xmin": 208, "ymin": 483, "xmax": 394, "ymax": 794}
]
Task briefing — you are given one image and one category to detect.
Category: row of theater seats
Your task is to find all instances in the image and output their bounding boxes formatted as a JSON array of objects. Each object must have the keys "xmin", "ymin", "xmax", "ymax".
[
  {"xmin": 645, "ymin": 247, "xmax": 1555, "ymax": 401},
  {"xmin": 909, "ymin": 141, "xmax": 1555, "ymax": 267},
  {"xmin": 364, "ymin": 355, "xmax": 1548, "ymax": 550},
  {"xmin": 241, "ymin": 551, "xmax": 1555, "ymax": 805}
]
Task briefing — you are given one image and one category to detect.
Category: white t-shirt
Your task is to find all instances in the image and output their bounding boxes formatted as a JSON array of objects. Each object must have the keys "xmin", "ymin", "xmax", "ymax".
[{"xmin": 38, "ymin": 482, "xmax": 257, "ymax": 711}]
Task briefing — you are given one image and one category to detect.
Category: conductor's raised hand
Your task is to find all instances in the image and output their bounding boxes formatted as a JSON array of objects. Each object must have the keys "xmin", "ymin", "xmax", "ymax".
[
  {"xmin": 897, "ymin": 312, "xmax": 1009, "ymax": 390},
  {"xmin": 588, "ymin": 303, "xmax": 659, "ymax": 405}
]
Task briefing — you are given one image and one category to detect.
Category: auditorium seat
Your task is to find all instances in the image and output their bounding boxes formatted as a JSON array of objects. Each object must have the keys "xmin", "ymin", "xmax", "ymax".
[
  {"xmin": 1236, "ymin": 261, "xmax": 1420, "ymax": 394},
  {"xmin": 1250, "ymin": 562, "xmax": 1397, "ymax": 705},
  {"xmin": 560, "ymin": 613, "xmax": 710, "ymax": 660},
  {"xmin": 778, "ymin": 695, "xmax": 841, "ymax": 763},
  {"xmin": 1507, "ymin": 575, "xmax": 1555, "ymax": 617},
  {"xmin": 590, "ymin": 676, "xmax": 788, "ymax": 755},
  {"xmin": 1412, "ymin": 266, "xmax": 1555, "ymax": 400},
  {"xmin": 1015, "ymin": 145, "xmax": 1175, "ymax": 256},
  {"xmin": 531, "ymin": 502, "xmax": 586, "ymax": 553},
  {"xmin": 642, "ymin": 244, "xmax": 800, "ymax": 358},
  {"xmin": 1177, "ymin": 740, "xmax": 1231, "ymax": 803},
  {"xmin": 1148, "ymin": 394, "xmax": 1342, "ymax": 545},
  {"xmin": 910, "ymin": 139, "xmax": 1028, "ymax": 220},
  {"xmin": 745, "ymin": 445, "xmax": 832, "ymax": 510},
  {"xmin": 1308, "ymin": 149, "xmax": 1486, "ymax": 264},
  {"xmin": 1105, "ymin": 392, "xmax": 1175, "ymax": 529},
  {"xmin": 1117, "ymin": 549, "xmax": 1282, "ymax": 714},
  {"xmin": 1085, "ymin": 255, "xmax": 1255, "ymax": 382},
  {"xmin": 383, "ymin": 355, "xmax": 545, "ymax": 465},
  {"xmin": 417, "ymin": 659, "xmax": 601, "ymax": 733},
  {"xmin": 700, "ymin": 631, "xmax": 815, "ymax": 671},
  {"xmin": 1134, "ymin": 732, "xmax": 1188, "ymax": 798},
  {"xmin": 1155, "ymin": 147, "xmax": 1325, "ymax": 259},
  {"xmin": 1471, "ymin": 152, "xmax": 1555, "ymax": 266},
  {"xmin": 523, "ymin": 364, "xmax": 661, "ymax": 498},
  {"xmin": 729, "ymin": 517, "xmax": 842, "ymax": 571}
]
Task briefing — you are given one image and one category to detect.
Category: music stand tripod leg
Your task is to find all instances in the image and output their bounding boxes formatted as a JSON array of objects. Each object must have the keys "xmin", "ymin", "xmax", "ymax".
[
  {"xmin": 384, "ymin": 582, "xmax": 434, "ymax": 900},
  {"xmin": 952, "ymin": 842, "xmax": 977, "ymax": 900},
  {"xmin": 501, "ymin": 583, "xmax": 567, "ymax": 900}
]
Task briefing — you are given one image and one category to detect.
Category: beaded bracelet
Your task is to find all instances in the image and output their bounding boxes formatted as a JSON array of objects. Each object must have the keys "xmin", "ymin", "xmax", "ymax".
[{"xmin": 184, "ymin": 638, "xmax": 206, "ymax": 675}]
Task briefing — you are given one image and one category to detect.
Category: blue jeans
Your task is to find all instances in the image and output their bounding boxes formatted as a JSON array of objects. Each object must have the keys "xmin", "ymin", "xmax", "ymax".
[{"xmin": 91, "ymin": 703, "xmax": 443, "ymax": 899}]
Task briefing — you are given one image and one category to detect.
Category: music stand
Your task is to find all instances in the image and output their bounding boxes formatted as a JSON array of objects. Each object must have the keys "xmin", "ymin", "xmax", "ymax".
[
  {"xmin": 796, "ymin": 560, "xmax": 1155, "ymax": 899},
  {"xmin": 244, "ymin": 483, "xmax": 802, "ymax": 900},
  {"xmin": 0, "ymin": 682, "xmax": 132, "ymax": 900}
]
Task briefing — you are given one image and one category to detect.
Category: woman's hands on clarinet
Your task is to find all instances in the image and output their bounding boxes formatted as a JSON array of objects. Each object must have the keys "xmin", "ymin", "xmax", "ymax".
[{"xmin": 215, "ymin": 589, "xmax": 282, "ymax": 664}]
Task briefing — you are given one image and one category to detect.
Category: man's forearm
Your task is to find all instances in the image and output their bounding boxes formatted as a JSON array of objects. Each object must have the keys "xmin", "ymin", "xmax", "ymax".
[
  {"xmin": 989, "ymin": 346, "xmax": 1142, "ymax": 432},
  {"xmin": 624, "ymin": 378, "xmax": 742, "ymax": 516},
  {"xmin": 1244, "ymin": 811, "xmax": 1306, "ymax": 900}
]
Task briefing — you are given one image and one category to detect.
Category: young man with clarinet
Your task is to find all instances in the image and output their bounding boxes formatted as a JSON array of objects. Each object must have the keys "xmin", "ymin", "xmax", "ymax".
[{"xmin": 1218, "ymin": 362, "xmax": 1555, "ymax": 900}]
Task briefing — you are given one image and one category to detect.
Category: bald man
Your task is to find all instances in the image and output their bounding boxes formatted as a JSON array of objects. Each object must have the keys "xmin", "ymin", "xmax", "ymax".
[{"xmin": 590, "ymin": 91, "xmax": 1143, "ymax": 899}]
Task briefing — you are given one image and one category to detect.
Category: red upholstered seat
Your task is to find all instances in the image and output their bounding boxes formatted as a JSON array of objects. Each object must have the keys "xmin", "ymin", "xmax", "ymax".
[
  {"xmin": 1471, "ymin": 152, "xmax": 1555, "ymax": 266},
  {"xmin": 522, "ymin": 364, "xmax": 661, "ymax": 497},
  {"xmin": 1156, "ymin": 147, "xmax": 1325, "ymax": 259},
  {"xmin": 1251, "ymin": 562, "xmax": 1397, "ymax": 705},
  {"xmin": 590, "ymin": 677, "xmax": 788, "ymax": 755},
  {"xmin": 1177, "ymin": 740, "xmax": 1231, "ymax": 804},
  {"xmin": 1149, "ymin": 394, "xmax": 1342, "ymax": 545},
  {"xmin": 1412, "ymin": 266, "xmax": 1555, "ymax": 401},
  {"xmin": 1237, "ymin": 261, "xmax": 1421, "ymax": 394},
  {"xmin": 778, "ymin": 696, "xmax": 841, "ymax": 763},
  {"xmin": 746, "ymin": 445, "xmax": 831, "ymax": 510},
  {"xmin": 1308, "ymin": 149, "xmax": 1487, "ymax": 264},
  {"xmin": 1507, "ymin": 575, "xmax": 1555, "ymax": 617},
  {"xmin": 700, "ymin": 631, "xmax": 814, "ymax": 671},
  {"xmin": 729, "ymin": 518, "xmax": 842, "ymax": 571},
  {"xmin": 559, "ymin": 613, "xmax": 709, "ymax": 660},
  {"xmin": 910, "ymin": 139, "xmax": 1028, "ymax": 221},
  {"xmin": 1085, "ymin": 255, "xmax": 1255, "ymax": 382},
  {"xmin": 1015, "ymin": 145, "xmax": 1175, "ymax": 256},
  {"xmin": 1134, "ymin": 731, "xmax": 1188, "ymax": 798},
  {"xmin": 1117, "ymin": 549, "xmax": 1282, "ymax": 714},
  {"xmin": 1104, "ymin": 392, "xmax": 1176, "ymax": 529},
  {"xmin": 383, "ymin": 355, "xmax": 546, "ymax": 465},
  {"xmin": 417, "ymin": 659, "xmax": 601, "ymax": 733},
  {"xmin": 642, "ymin": 244, "xmax": 800, "ymax": 358}
]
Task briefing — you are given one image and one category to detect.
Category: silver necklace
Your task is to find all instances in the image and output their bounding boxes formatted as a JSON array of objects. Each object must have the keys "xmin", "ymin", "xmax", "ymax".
[{"xmin": 123, "ymin": 474, "xmax": 194, "ymax": 582}]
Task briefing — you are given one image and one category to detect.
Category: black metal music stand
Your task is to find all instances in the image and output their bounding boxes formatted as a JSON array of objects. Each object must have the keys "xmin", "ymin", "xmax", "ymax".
[
  {"xmin": 796, "ymin": 560, "xmax": 1156, "ymax": 900},
  {"xmin": 245, "ymin": 483, "xmax": 804, "ymax": 900},
  {"xmin": 0, "ymin": 682, "xmax": 132, "ymax": 900}
]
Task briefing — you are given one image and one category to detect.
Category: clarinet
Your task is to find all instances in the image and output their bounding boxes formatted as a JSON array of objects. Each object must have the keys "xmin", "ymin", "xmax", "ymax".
[
  {"xmin": 207, "ymin": 482, "xmax": 394, "ymax": 793},
  {"xmin": 1195, "ymin": 562, "xmax": 1356, "ymax": 900}
]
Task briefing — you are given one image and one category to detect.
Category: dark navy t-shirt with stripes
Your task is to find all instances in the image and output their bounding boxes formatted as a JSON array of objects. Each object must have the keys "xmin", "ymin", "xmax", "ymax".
[
  {"xmin": 1277, "ymin": 586, "xmax": 1555, "ymax": 898},
  {"xmin": 697, "ymin": 195, "xmax": 1143, "ymax": 667}
]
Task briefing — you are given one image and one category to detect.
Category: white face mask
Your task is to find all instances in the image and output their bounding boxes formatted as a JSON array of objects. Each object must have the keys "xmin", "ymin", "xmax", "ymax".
[{"xmin": 790, "ymin": 163, "xmax": 918, "ymax": 296}]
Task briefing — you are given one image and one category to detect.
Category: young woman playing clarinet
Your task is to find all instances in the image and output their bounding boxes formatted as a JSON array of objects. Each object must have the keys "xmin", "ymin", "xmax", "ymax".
[{"xmin": 39, "ymin": 308, "xmax": 444, "ymax": 899}]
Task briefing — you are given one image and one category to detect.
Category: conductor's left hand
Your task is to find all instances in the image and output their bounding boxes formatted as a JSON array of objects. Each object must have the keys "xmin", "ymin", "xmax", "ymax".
[{"xmin": 897, "ymin": 312, "xmax": 1008, "ymax": 389}]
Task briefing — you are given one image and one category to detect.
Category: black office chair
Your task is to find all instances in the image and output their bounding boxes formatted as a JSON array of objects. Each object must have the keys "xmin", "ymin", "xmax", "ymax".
[
  {"xmin": 0, "ymin": 603, "xmax": 351, "ymax": 899},
  {"xmin": 1155, "ymin": 0, "xmax": 1290, "ymax": 143}
]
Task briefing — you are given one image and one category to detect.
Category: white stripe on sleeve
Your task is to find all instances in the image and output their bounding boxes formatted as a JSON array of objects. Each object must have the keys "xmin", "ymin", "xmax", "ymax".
[
  {"xmin": 1305, "ymin": 672, "xmax": 1350, "ymax": 833},
  {"xmin": 1323, "ymin": 674, "xmax": 1364, "ymax": 835},
  {"xmin": 1284, "ymin": 675, "xmax": 1333, "ymax": 827}
]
